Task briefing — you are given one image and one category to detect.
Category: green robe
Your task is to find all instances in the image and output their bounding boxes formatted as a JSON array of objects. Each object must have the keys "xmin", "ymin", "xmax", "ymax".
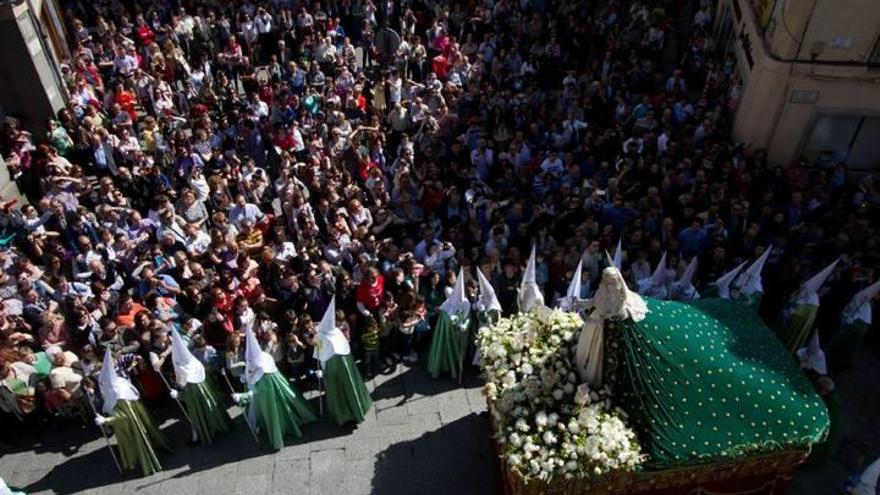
[
  {"xmin": 826, "ymin": 320, "xmax": 870, "ymax": 372},
  {"xmin": 180, "ymin": 379, "xmax": 231, "ymax": 445},
  {"xmin": 324, "ymin": 354, "xmax": 372, "ymax": 425},
  {"xmin": 250, "ymin": 372, "xmax": 316, "ymax": 450},
  {"xmin": 107, "ymin": 399, "xmax": 171, "ymax": 476},
  {"xmin": 779, "ymin": 304, "xmax": 819, "ymax": 354},
  {"xmin": 427, "ymin": 311, "xmax": 468, "ymax": 379}
]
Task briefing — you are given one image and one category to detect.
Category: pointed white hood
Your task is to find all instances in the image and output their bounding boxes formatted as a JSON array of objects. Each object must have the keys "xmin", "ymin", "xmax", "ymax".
[
  {"xmin": 793, "ymin": 258, "xmax": 839, "ymax": 307},
  {"xmin": 735, "ymin": 246, "xmax": 772, "ymax": 296},
  {"xmin": 245, "ymin": 321, "xmax": 277, "ymax": 387},
  {"xmin": 612, "ymin": 239, "xmax": 622, "ymax": 271},
  {"xmin": 440, "ymin": 268, "xmax": 471, "ymax": 317},
  {"xmin": 674, "ymin": 257, "xmax": 699, "ymax": 300},
  {"xmin": 796, "ymin": 330, "xmax": 827, "ymax": 376},
  {"xmin": 638, "ymin": 252, "xmax": 668, "ymax": 299},
  {"xmin": 712, "ymin": 261, "xmax": 748, "ymax": 299},
  {"xmin": 476, "ymin": 268, "xmax": 502, "ymax": 313},
  {"xmin": 843, "ymin": 279, "xmax": 880, "ymax": 325},
  {"xmin": 518, "ymin": 245, "xmax": 545, "ymax": 312},
  {"xmin": 98, "ymin": 347, "xmax": 140, "ymax": 414},
  {"xmin": 171, "ymin": 328, "xmax": 206, "ymax": 386},
  {"xmin": 314, "ymin": 296, "xmax": 351, "ymax": 364},
  {"xmin": 852, "ymin": 457, "xmax": 880, "ymax": 495},
  {"xmin": 559, "ymin": 260, "xmax": 584, "ymax": 311}
]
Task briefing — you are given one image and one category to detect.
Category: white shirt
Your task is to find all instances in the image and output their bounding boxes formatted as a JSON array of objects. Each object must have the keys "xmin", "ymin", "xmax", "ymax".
[
  {"xmin": 186, "ymin": 231, "xmax": 212, "ymax": 256},
  {"xmin": 241, "ymin": 21, "xmax": 257, "ymax": 43},
  {"xmin": 540, "ymin": 157, "xmax": 564, "ymax": 176},
  {"xmin": 657, "ymin": 132, "xmax": 670, "ymax": 154},
  {"xmin": 255, "ymin": 13, "xmax": 273, "ymax": 33},
  {"xmin": 229, "ymin": 203, "xmax": 264, "ymax": 229}
]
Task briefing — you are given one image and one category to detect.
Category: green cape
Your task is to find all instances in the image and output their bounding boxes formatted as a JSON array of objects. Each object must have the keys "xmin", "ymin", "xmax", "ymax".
[
  {"xmin": 324, "ymin": 354, "xmax": 372, "ymax": 425},
  {"xmin": 180, "ymin": 379, "xmax": 231, "ymax": 445},
  {"xmin": 252, "ymin": 372, "xmax": 316, "ymax": 449},
  {"xmin": 109, "ymin": 399, "xmax": 172, "ymax": 476},
  {"xmin": 427, "ymin": 311, "xmax": 469, "ymax": 379},
  {"xmin": 604, "ymin": 298, "xmax": 829, "ymax": 469},
  {"xmin": 778, "ymin": 304, "xmax": 819, "ymax": 354}
]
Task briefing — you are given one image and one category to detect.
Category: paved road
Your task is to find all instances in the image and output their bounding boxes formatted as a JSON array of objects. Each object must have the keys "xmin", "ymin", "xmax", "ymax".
[
  {"xmin": 0, "ymin": 364, "xmax": 497, "ymax": 495},
  {"xmin": 2, "ymin": 345, "xmax": 877, "ymax": 495}
]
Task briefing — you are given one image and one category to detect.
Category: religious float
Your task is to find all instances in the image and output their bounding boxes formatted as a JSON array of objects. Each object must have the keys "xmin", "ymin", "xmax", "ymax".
[{"xmin": 476, "ymin": 256, "xmax": 829, "ymax": 495}]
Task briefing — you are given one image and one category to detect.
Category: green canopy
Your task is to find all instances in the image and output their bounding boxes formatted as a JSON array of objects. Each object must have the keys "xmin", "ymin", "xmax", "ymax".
[{"xmin": 604, "ymin": 298, "xmax": 829, "ymax": 469}]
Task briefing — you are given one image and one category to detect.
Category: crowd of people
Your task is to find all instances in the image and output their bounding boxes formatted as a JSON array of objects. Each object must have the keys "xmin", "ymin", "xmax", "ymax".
[{"xmin": 0, "ymin": 0, "xmax": 877, "ymax": 452}]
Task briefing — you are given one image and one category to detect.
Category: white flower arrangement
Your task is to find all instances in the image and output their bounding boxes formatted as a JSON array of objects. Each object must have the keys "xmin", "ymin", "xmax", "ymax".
[{"xmin": 476, "ymin": 307, "xmax": 643, "ymax": 482}]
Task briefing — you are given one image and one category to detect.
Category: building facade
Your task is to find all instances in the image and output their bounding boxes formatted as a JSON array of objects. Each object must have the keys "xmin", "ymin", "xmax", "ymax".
[
  {"xmin": 0, "ymin": 0, "xmax": 68, "ymax": 137},
  {"xmin": 715, "ymin": 0, "xmax": 880, "ymax": 172}
]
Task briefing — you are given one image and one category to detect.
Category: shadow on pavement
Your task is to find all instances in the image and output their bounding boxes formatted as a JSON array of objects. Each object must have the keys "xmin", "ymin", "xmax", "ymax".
[
  {"xmin": 369, "ymin": 412, "xmax": 499, "ymax": 495},
  {"xmin": 23, "ymin": 398, "xmax": 355, "ymax": 494},
  {"xmin": 371, "ymin": 364, "xmax": 483, "ymax": 406}
]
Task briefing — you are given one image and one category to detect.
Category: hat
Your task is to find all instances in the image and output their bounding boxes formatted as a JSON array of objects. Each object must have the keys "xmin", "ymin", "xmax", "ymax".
[
  {"xmin": 842, "ymin": 279, "xmax": 880, "ymax": 325},
  {"xmin": 98, "ymin": 347, "xmax": 140, "ymax": 414},
  {"xmin": 559, "ymin": 259, "xmax": 584, "ymax": 311},
  {"xmin": 440, "ymin": 268, "xmax": 471, "ymax": 317},
  {"xmin": 673, "ymin": 257, "xmax": 699, "ymax": 300},
  {"xmin": 611, "ymin": 239, "xmax": 622, "ymax": 270},
  {"xmin": 796, "ymin": 330, "xmax": 827, "ymax": 375},
  {"xmin": 734, "ymin": 246, "xmax": 772, "ymax": 296},
  {"xmin": 314, "ymin": 296, "xmax": 351, "ymax": 364},
  {"xmin": 477, "ymin": 268, "xmax": 502, "ymax": 313},
  {"xmin": 171, "ymin": 328, "xmax": 206, "ymax": 387},
  {"xmin": 518, "ymin": 245, "xmax": 545, "ymax": 312},
  {"xmin": 638, "ymin": 252, "xmax": 668, "ymax": 299},
  {"xmin": 712, "ymin": 261, "xmax": 748, "ymax": 299},
  {"xmin": 245, "ymin": 320, "xmax": 277, "ymax": 386},
  {"xmin": 793, "ymin": 258, "xmax": 839, "ymax": 307}
]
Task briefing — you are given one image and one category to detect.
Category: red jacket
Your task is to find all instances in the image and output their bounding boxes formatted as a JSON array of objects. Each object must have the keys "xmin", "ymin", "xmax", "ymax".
[{"xmin": 356, "ymin": 275, "xmax": 385, "ymax": 311}]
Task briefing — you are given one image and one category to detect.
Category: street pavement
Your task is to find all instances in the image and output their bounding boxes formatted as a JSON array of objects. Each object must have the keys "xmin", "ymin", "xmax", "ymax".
[
  {"xmin": 1, "ymin": 345, "xmax": 877, "ymax": 495},
  {"xmin": 0, "ymin": 364, "xmax": 497, "ymax": 495}
]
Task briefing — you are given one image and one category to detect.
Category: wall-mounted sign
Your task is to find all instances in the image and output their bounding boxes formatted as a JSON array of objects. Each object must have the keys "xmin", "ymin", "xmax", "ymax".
[
  {"xmin": 831, "ymin": 36, "xmax": 853, "ymax": 49},
  {"xmin": 790, "ymin": 90, "xmax": 820, "ymax": 104}
]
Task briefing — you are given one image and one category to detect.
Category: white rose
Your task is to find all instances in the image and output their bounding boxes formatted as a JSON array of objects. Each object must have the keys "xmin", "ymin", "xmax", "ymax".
[
  {"xmin": 535, "ymin": 411, "xmax": 548, "ymax": 429},
  {"xmin": 509, "ymin": 432, "xmax": 522, "ymax": 447},
  {"xmin": 552, "ymin": 389, "xmax": 564, "ymax": 401},
  {"xmin": 542, "ymin": 431, "xmax": 557, "ymax": 445},
  {"xmin": 502, "ymin": 371, "xmax": 517, "ymax": 388},
  {"xmin": 508, "ymin": 454, "xmax": 522, "ymax": 467}
]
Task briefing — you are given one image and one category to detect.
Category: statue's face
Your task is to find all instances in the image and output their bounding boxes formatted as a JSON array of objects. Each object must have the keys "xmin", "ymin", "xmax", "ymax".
[{"xmin": 592, "ymin": 267, "xmax": 629, "ymax": 317}]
